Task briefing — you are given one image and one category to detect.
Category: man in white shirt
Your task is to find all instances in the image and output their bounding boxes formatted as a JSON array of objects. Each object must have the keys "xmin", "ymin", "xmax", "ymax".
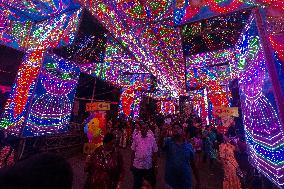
[{"xmin": 131, "ymin": 122, "xmax": 158, "ymax": 189}]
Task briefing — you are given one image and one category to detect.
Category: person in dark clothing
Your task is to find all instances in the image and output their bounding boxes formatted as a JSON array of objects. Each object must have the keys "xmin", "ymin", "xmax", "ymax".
[
  {"xmin": 227, "ymin": 119, "xmax": 237, "ymax": 138},
  {"xmin": 164, "ymin": 123, "xmax": 200, "ymax": 189},
  {"xmin": 0, "ymin": 153, "xmax": 73, "ymax": 189}
]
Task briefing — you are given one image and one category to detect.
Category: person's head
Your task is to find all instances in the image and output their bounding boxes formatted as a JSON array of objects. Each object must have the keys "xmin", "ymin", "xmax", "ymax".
[
  {"xmin": 193, "ymin": 118, "xmax": 202, "ymax": 128},
  {"xmin": 172, "ymin": 123, "xmax": 183, "ymax": 138},
  {"xmin": 140, "ymin": 123, "xmax": 149, "ymax": 138},
  {"xmin": 0, "ymin": 153, "xmax": 73, "ymax": 189},
  {"xmin": 103, "ymin": 133, "xmax": 116, "ymax": 150}
]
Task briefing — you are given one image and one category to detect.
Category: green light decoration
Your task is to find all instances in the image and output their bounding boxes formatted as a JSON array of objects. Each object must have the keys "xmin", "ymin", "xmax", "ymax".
[
  {"xmin": 46, "ymin": 62, "xmax": 57, "ymax": 69},
  {"xmin": 61, "ymin": 73, "xmax": 71, "ymax": 80},
  {"xmin": 0, "ymin": 118, "xmax": 11, "ymax": 129},
  {"xmin": 133, "ymin": 5, "xmax": 144, "ymax": 15},
  {"xmin": 99, "ymin": 3, "xmax": 107, "ymax": 13}
]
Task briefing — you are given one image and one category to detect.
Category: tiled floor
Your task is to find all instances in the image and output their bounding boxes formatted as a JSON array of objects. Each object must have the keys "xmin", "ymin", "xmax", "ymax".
[{"xmin": 69, "ymin": 147, "xmax": 223, "ymax": 189}]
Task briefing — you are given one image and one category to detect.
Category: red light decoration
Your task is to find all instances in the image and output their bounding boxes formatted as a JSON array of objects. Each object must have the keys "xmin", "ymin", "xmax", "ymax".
[
  {"xmin": 13, "ymin": 50, "xmax": 44, "ymax": 118},
  {"xmin": 182, "ymin": 6, "xmax": 200, "ymax": 22},
  {"xmin": 207, "ymin": 0, "xmax": 243, "ymax": 14},
  {"xmin": 121, "ymin": 87, "xmax": 135, "ymax": 117}
]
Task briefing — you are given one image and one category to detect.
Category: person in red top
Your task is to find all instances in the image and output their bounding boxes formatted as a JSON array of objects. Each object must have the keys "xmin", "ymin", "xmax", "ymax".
[
  {"xmin": 84, "ymin": 133, "xmax": 124, "ymax": 189},
  {"xmin": 0, "ymin": 130, "xmax": 14, "ymax": 169}
]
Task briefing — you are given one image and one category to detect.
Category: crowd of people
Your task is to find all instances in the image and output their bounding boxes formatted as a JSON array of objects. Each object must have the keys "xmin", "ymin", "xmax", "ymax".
[
  {"xmin": 84, "ymin": 112, "xmax": 249, "ymax": 189},
  {"xmin": 0, "ymin": 111, "xmax": 269, "ymax": 189}
]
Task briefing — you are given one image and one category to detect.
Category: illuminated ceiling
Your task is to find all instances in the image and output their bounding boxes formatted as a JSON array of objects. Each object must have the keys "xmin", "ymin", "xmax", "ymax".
[{"xmin": 0, "ymin": 0, "xmax": 281, "ymax": 98}]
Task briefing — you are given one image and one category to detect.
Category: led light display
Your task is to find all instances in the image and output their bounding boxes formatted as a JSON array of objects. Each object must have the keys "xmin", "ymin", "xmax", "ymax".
[
  {"xmin": 1, "ymin": 0, "xmax": 81, "ymax": 21},
  {"xmin": 236, "ymin": 17, "xmax": 284, "ymax": 187},
  {"xmin": 268, "ymin": 23, "xmax": 284, "ymax": 94},
  {"xmin": 173, "ymin": 0, "xmax": 283, "ymax": 25},
  {"xmin": 23, "ymin": 54, "xmax": 80, "ymax": 136},
  {"xmin": 0, "ymin": 5, "xmax": 32, "ymax": 49},
  {"xmin": 190, "ymin": 89, "xmax": 208, "ymax": 121},
  {"xmin": 78, "ymin": 0, "xmax": 185, "ymax": 96},
  {"xmin": 0, "ymin": 8, "xmax": 82, "ymax": 134},
  {"xmin": 28, "ymin": 8, "xmax": 82, "ymax": 50},
  {"xmin": 119, "ymin": 86, "xmax": 142, "ymax": 119},
  {"xmin": 157, "ymin": 100, "xmax": 175, "ymax": 115},
  {"xmin": 0, "ymin": 50, "xmax": 44, "ymax": 134},
  {"xmin": 181, "ymin": 10, "xmax": 251, "ymax": 56},
  {"xmin": 185, "ymin": 48, "xmax": 232, "ymax": 123}
]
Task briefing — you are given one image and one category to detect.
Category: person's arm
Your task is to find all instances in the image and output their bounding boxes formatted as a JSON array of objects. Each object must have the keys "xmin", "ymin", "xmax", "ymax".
[
  {"xmin": 130, "ymin": 150, "xmax": 135, "ymax": 170},
  {"xmin": 116, "ymin": 152, "xmax": 124, "ymax": 189},
  {"xmin": 130, "ymin": 138, "xmax": 136, "ymax": 169},
  {"xmin": 188, "ymin": 144, "xmax": 200, "ymax": 189},
  {"xmin": 84, "ymin": 152, "xmax": 94, "ymax": 173},
  {"xmin": 190, "ymin": 158, "xmax": 200, "ymax": 189}
]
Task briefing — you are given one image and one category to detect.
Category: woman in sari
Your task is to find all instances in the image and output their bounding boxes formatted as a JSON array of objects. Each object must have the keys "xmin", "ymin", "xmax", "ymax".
[
  {"xmin": 219, "ymin": 136, "xmax": 242, "ymax": 189},
  {"xmin": 84, "ymin": 133, "xmax": 124, "ymax": 189}
]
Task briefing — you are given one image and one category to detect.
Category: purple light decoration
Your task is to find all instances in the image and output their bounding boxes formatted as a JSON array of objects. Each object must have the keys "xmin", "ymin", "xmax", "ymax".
[
  {"xmin": 41, "ymin": 69, "xmax": 77, "ymax": 96},
  {"xmin": 22, "ymin": 54, "xmax": 80, "ymax": 136},
  {"xmin": 236, "ymin": 15, "xmax": 284, "ymax": 187}
]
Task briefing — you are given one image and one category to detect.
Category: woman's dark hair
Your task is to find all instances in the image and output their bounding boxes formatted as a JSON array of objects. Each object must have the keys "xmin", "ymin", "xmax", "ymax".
[
  {"xmin": 172, "ymin": 122, "xmax": 182, "ymax": 129},
  {"xmin": 195, "ymin": 118, "xmax": 202, "ymax": 124},
  {"xmin": 103, "ymin": 133, "xmax": 115, "ymax": 144}
]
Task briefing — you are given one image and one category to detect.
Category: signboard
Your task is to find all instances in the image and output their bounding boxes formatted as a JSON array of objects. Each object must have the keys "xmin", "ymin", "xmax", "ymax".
[
  {"xmin": 86, "ymin": 102, "xmax": 110, "ymax": 111},
  {"xmin": 213, "ymin": 106, "xmax": 239, "ymax": 117}
]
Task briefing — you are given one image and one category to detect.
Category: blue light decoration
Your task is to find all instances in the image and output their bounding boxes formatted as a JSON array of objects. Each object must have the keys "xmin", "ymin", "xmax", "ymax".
[
  {"xmin": 235, "ymin": 16, "xmax": 284, "ymax": 187},
  {"xmin": 185, "ymin": 49, "xmax": 233, "ymax": 124},
  {"xmin": 1, "ymin": 0, "xmax": 81, "ymax": 22},
  {"xmin": 22, "ymin": 54, "xmax": 80, "ymax": 136}
]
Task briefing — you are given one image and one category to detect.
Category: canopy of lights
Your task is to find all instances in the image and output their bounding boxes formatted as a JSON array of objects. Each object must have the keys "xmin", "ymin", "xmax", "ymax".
[{"xmin": 0, "ymin": 0, "xmax": 283, "ymax": 187}]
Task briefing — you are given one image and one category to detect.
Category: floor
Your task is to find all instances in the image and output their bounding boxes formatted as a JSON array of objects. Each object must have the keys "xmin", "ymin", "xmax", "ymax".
[{"xmin": 69, "ymin": 147, "xmax": 223, "ymax": 189}]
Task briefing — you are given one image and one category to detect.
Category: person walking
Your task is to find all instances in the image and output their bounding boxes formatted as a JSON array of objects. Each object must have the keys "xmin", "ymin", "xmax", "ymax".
[
  {"xmin": 131, "ymin": 122, "xmax": 158, "ymax": 189},
  {"xmin": 84, "ymin": 133, "xmax": 124, "ymax": 189},
  {"xmin": 0, "ymin": 130, "xmax": 14, "ymax": 169},
  {"xmin": 219, "ymin": 136, "xmax": 242, "ymax": 189},
  {"xmin": 163, "ymin": 123, "xmax": 200, "ymax": 189}
]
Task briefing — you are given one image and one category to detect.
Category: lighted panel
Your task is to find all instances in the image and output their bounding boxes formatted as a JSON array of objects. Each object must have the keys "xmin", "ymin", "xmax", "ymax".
[{"xmin": 236, "ymin": 17, "xmax": 284, "ymax": 187}]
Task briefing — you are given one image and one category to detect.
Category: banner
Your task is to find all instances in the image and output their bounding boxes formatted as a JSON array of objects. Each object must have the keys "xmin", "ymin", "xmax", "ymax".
[{"xmin": 213, "ymin": 106, "xmax": 239, "ymax": 117}]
